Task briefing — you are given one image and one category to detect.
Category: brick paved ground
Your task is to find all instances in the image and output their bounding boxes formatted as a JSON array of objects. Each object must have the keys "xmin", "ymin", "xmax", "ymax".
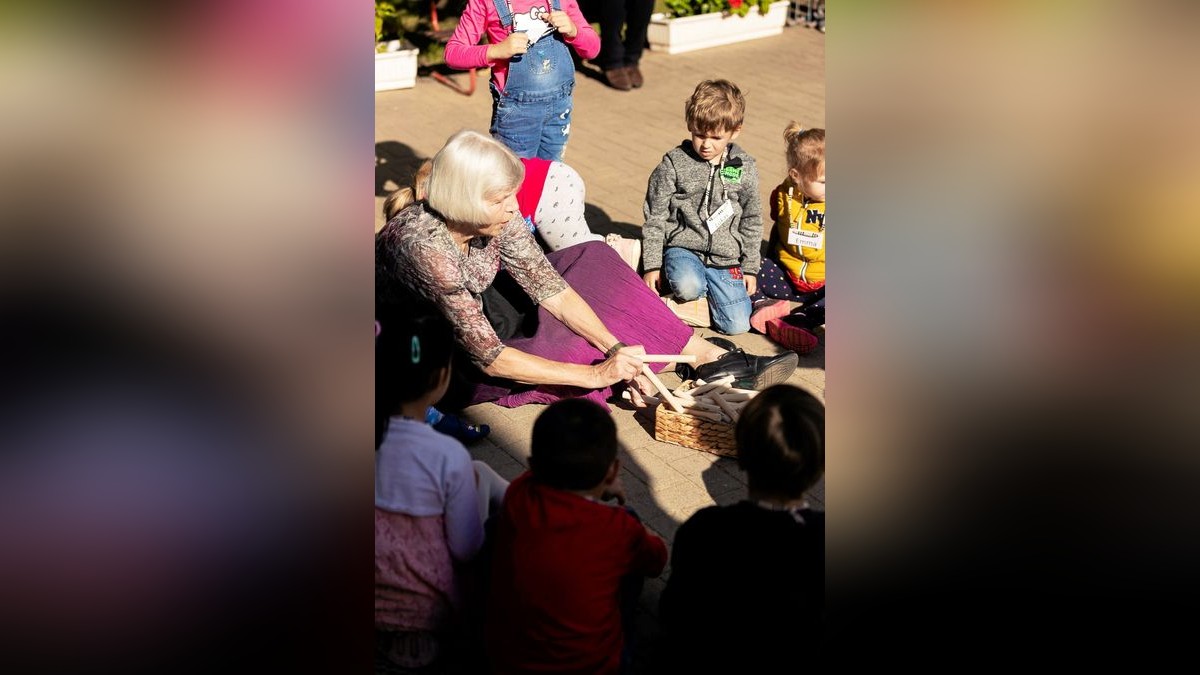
[{"xmin": 376, "ymin": 21, "xmax": 824, "ymax": 673}]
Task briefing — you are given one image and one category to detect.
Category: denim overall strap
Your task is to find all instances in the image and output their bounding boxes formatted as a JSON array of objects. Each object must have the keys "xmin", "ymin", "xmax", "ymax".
[
  {"xmin": 503, "ymin": 4, "xmax": 574, "ymax": 99},
  {"xmin": 492, "ymin": 0, "xmax": 513, "ymax": 28}
]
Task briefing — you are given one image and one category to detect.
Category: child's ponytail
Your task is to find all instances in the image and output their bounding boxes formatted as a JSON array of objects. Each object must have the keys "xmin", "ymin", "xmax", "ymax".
[
  {"xmin": 382, "ymin": 187, "xmax": 416, "ymax": 222},
  {"xmin": 381, "ymin": 160, "xmax": 435, "ymax": 223},
  {"xmin": 783, "ymin": 121, "xmax": 825, "ymax": 181}
]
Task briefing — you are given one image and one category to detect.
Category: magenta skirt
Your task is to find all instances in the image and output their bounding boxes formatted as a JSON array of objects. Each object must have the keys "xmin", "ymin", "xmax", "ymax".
[{"xmin": 471, "ymin": 241, "xmax": 693, "ymax": 410}]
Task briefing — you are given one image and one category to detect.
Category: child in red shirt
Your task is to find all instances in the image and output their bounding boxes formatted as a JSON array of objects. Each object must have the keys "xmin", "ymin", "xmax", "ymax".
[{"xmin": 485, "ymin": 399, "xmax": 667, "ymax": 674}]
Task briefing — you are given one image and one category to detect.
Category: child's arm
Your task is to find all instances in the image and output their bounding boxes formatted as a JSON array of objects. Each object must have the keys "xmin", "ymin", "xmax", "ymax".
[
  {"xmin": 628, "ymin": 521, "xmax": 668, "ymax": 578},
  {"xmin": 641, "ymin": 156, "xmax": 676, "ymax": 291},
  {"xmin": 445, "ymin": 0, "xmax": 530, "ymax": 70},
  {"xmin": 444, "ymin": 452, "xmax": 486, "ymax": 561},
  {"xmin": 737, "ymin": 163, "xmax": 763, "ymax": 293},
  {"xmin": 766, "ymin": 185, "xmax": 786, "ymax": 252},
  {"xmin": 548, "ymin": 1, "xmax": 600, "ymax": 61}
]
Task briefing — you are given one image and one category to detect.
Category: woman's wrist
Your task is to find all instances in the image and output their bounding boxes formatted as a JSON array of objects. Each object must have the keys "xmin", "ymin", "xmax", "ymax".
[{"xmin": 605, "ymin": 341, "xmax": 627, "ymax": 359}]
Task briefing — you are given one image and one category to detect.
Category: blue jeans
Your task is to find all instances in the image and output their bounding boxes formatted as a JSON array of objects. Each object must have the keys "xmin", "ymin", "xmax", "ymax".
[
  {"xmin": 490, "ymin": 81, "xmax": 573, "ymax": 161},
  {"xmin": 662, "ymin": 247, "xmax": 752, "ymax": 335}
]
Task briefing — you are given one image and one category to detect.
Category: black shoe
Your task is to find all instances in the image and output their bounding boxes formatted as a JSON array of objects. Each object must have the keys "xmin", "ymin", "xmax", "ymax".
[
  {"xmin": 675, "ymin": 336, "xmax": 740, "ymax": 380},
  {"xmin": 788, "ymin": 305, "xmax": 825, "ymax": 331},
  {"xmin": 692, "ymin": 349, "xmax": 799, "ymax": 391}
]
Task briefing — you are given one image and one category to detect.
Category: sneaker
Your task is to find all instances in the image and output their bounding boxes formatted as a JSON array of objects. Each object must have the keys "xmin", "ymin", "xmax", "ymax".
[
  {"xmin": 433, "ymin": 414, "xmax": 491, "ymax": 444},
  {"xmin": 692, "ymin": 349, "xmax": 798, "ymax": 390},
  {"xmin": 749, "ymin": 298, "xmax": 792, "ymax": 334},
  {"xmin": 605, "ymin": 67, "xmax": 632, "ymax": 91},
  {"xmin": 766, "ymin": 316, "xmax": 820, "ymax": 355}
]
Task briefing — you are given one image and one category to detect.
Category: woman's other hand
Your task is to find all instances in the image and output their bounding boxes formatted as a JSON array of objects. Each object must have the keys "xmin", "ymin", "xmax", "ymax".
[{"xmin": 592, "ymin": 346, "xmax": 643, "ymax": 388}]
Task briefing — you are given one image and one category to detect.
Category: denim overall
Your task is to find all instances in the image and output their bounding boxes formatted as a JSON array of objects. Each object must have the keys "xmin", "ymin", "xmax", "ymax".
[{"xmin": 489, "ymin": 0, "xmax": 575, "ymax": 161}]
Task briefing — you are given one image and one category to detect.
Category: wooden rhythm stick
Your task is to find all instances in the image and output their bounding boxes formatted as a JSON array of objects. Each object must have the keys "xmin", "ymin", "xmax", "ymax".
[
  {"xmin": 688, "ymin": 375, "xmax": 736, "ymax": 397},
  {"xmin": 707, "ymin": 391, "xmax": 741, "ymax": 423},
  {"xmin": 639, "ymin": 354, "xmax": 698, "ymax": 364},
  {"xmin": 680, "ymin": 407, "xmax": 728, "ymax": 423},
  {"xmin": 640, "ymin": 365, "xmax": 684, "ymax": 413}
]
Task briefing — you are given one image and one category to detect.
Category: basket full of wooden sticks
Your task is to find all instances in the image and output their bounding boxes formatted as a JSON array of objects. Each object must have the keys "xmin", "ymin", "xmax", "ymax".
[{"xmin": 623, "ymin": 356, "xmax": 757, "ymax": 458}]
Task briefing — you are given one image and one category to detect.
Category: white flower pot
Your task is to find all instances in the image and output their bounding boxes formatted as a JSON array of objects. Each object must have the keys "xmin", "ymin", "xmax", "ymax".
[
  {"xmin": 375, "ymin": 40, "xmax": 418, "ymax": 92},
  {"xmin": 648, "ymin": 2, "xmax": 790, "ymax": 55}
]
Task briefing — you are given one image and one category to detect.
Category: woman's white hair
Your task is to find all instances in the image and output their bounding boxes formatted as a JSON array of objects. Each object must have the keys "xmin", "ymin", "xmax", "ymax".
[{"xmin": 426, "ymin": 130, "xmax": 524, "ymax": 227}]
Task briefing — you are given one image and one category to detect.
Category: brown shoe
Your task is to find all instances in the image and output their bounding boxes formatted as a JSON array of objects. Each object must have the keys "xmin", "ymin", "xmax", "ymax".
[
  {"xmin": 626, "ymin": 64, "xmax": 644, "ymax": 88},
  {"xmin": 605, "ymin": 67, "xmax": 632, "ymax": 91}
]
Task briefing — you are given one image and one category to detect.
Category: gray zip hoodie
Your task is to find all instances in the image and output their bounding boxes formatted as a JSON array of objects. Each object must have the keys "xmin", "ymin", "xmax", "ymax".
[{"xmin": 641, "ymin": 141, "xmax": 762, "ymax": 275}]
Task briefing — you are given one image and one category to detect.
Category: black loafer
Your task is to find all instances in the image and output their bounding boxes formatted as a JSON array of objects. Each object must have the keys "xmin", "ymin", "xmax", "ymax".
[
  {"xmin": 675, "ymin": 336, "xmax": 739, "ymax": 380},
  {"xmin": 693, "ymin": 349, "xmax": 799, "ymax": 391}
]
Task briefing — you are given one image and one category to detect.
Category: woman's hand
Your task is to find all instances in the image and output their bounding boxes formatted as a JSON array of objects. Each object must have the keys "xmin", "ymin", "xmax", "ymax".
[
  {"xmin": 625, "ymin": 373, "xmax": 657, "ymax": 408},
  {"xmin": 590, "ymin": 345, "xmax": 644, "ymax": 388},
  {"xmin": 547, "ymin": 10, "xmax": 577, "ymax": 39},
  {"xmin": 642, "ymin": 270, "xmax": 661, "ymax": 293},
  {"xmin": 488, "ymin": 32, "xmax": 530, "ymax": 61}
]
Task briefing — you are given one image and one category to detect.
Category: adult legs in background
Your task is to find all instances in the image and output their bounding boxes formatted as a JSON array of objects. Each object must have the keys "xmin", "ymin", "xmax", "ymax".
[{"xmin": 619, "ymin": 0, "xmax": 654, "ymax": 87}]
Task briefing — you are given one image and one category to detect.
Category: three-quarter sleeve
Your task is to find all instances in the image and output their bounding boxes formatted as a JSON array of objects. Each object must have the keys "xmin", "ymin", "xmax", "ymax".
[
  {"xmin": 407, "ymin": 242, "xmax": 508, "ymax": 367},
  {"xmin": 496, "ymin": 217, "xmax": 568, "ymax": 305}
]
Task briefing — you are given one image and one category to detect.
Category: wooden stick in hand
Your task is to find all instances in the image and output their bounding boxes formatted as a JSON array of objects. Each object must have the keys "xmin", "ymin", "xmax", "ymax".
[
  {"xmin": 639, "ymin": 354, "xmax": 698, "ymax": 364},
  {"xmin": 640, "ymin": 365, "xmax": 684, "ymax": 412}
]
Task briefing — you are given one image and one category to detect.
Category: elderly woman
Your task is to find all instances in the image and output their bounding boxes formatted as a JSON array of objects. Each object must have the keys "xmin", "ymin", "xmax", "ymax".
[{"xmin": 376, "ymin": 130, "xmax": 796, "ymax": 410}]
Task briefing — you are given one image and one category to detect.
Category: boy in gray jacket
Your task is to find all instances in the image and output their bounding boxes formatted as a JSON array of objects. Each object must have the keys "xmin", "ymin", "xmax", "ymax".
[{"xmin": 641, "ymin": 79, "xmax": 761, "ymax": 335}]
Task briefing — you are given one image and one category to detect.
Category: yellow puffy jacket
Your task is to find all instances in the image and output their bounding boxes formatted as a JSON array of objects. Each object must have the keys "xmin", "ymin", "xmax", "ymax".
[{"xmin": 770, "ymin": 177, "xmax": 825, "ymax": 289}]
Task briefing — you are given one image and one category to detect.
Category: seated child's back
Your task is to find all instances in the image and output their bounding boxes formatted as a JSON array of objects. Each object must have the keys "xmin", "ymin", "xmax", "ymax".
[
  {"xmin": 659, "ymin": 385, "xmax": 825, "ymax": 672},
  {"xmin": 486, "ymin": 399, "xmax": 667, "ymax": 674}
]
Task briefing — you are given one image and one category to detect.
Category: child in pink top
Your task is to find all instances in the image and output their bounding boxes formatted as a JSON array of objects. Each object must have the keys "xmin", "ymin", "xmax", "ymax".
[{"xmin": 446, "ymin": 1, "xmax": 599, "ymax": 161}]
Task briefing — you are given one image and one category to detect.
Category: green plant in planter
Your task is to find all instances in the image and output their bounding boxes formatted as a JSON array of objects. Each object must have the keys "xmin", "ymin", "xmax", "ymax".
[
  {"xmin": 376, "ymin": 0, "xmax": 429, "ymax": 52},
  {"xmin": 663, "ymin": 0, "xmax": 773, "ymax": 19},
  {"xmin": 375, "ymin": 1, "xmax": 400, "ymax": 52}
]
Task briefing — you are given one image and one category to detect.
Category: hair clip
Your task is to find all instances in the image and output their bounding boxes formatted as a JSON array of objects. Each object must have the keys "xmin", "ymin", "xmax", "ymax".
[{"xmin": 410, "ymin": 335, "xmax": 421, "ymax": 364}]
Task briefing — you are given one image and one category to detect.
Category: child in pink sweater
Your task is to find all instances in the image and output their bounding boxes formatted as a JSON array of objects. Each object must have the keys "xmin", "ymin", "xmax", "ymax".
[{"xmin": 446, "ymin": 1, "xmax": 599, "ymax": 161}]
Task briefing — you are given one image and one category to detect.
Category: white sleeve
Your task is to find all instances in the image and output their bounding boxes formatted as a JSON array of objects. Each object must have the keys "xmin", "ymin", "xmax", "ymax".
[{"xmin": 442, "ymin": 444, "xmax": 485, "ymax": 561}]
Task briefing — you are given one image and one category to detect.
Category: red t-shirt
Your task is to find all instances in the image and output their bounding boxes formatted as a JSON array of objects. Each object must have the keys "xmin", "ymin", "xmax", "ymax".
[{"xmin": 486, "ymin": 472, "xmax": 668, "ymax": 674}]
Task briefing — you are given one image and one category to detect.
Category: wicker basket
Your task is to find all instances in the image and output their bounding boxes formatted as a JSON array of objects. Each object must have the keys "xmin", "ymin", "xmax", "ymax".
[{"xmin": 654, "ymin": 406, "xmax": 737, "ymax": 458}]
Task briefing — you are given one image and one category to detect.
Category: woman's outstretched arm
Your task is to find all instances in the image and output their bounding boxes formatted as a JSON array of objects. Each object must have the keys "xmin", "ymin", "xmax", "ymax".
[{"xmin": 483, "ymin": 344, "xmax": 641, "ymax": 389}]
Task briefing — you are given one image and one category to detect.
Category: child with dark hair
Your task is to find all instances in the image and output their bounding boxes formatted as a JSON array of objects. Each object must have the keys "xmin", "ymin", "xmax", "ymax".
[
  {"xmin": 375, "ymin": 307, "xmax": 510, "ymax": 669},
  {"xmin": 486, "ymin": 398, "xmax": 667, "ymax": 674},
  {"xmin": 659, "ymin": 384, "xmax": 825, "ymax": 673}
]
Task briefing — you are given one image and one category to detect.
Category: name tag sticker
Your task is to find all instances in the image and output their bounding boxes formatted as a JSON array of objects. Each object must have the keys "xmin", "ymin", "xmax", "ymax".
[
  {"xmin": 706, "ymin": 200, "xmax": 735, "ymax": 233},
  {"xmin": 789, "ymin": 228, "xmax": 824, "ymax": 249}
]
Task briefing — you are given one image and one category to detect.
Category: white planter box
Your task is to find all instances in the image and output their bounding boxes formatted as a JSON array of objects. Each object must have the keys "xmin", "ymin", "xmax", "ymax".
[
  {"xmin": 648, "ymin": 2, "xmax": 790, "ymax": 55},
  {"xmin": 375, "ymin": 40, "xmax": 418, "ymax": 92}
]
